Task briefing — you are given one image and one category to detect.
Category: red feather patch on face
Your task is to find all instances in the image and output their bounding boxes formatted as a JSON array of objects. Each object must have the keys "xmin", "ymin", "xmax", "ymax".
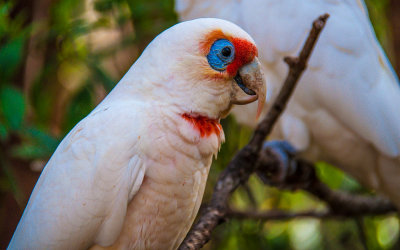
[
  {"xmin": 226, "ymin": 38, "xmax": 258, "ymax": 76},
  {"xmin": 200, "ymin": 29, "xmax": 258, "ymax": 77},
  {"xmin": 181, "ymin": 114, "xmax": 222, "ymax": 138}
]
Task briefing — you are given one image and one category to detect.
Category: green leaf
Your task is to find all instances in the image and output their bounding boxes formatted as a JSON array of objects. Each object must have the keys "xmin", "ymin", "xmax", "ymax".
[
  {"xmin": 315, "ymin": 161, "xmax": 362, "ymax": 191},
  {"xmin": 0, "ymin": 158, "xmax": 24, "ymax": 207},
  {"xmin": 0, "ymin": 122, "xmax": 7, "ymax": 140},
  {"xmin": 0, "ymin": 35, "xmax": 25, "ymax": 81},
  {"xmin": 11, "ymin": 143, "xmax": 50, "ymax": 160},
  {"xmin": 9, "ymin": 127, "xmax": 59, "ymax": 159},
  {"xmin": 0, "ymin": 86, "xmax": 26, "ymax": 130},
  {"xmin": 25, "ymin": 127, "xmax": 59, "ymax": 153}
]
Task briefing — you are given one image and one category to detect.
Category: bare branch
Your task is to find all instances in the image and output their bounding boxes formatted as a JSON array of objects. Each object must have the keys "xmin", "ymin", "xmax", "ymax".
[
  {"xmin": 228, "ymin": 208, "xmax": 331, "ymax": 220},
  {"xmin": 305, "ymin": 175, "xmax": 397, "ymax": 215},
  {"xmin": 227, "ymin": 206, "xmax": 398, "ymax": 222},
  {"xmin": 178, "ymin": 13, "xmax": 330, "ymax": 250},
  {"xmin": 256, "ymin": 152, "xmax": 397, "ymax": 215},
  {"xmin": 250, "ymin": 13, "xmax": 330, "ymax": 147}
]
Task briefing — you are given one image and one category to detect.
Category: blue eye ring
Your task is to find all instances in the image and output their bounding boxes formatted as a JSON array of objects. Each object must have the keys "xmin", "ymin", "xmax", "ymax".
[{"xmin": 207, "ymin": 39, "xmax": 235, "ymax": 72}]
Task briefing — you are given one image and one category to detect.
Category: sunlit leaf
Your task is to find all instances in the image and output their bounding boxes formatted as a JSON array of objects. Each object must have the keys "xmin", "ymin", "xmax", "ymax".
[
  {"xmin": 289, "ymin": 220, "xmax": 322, "ymax": 250},
  {"xmin": 377, "ymin": 216, "xmax": 399, "ymax": 248},
  {"xmin": 316, "ymin": 162, "xmax": 362, "ymax": 191}
]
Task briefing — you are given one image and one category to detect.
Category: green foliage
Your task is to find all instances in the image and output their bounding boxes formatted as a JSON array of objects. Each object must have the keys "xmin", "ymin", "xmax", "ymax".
[
  {"xmin": 0, "ymin": 2, "xmax": 29, "ymax": 82},
  {"xmin": 316, "ymin": 162, "xmax": 362, "ymax": 192},
  {"xmin": 11, "ymin": 127, "xmax": 60, "ymax": 159},
  {"xmin": 0, "ymin": 36, "xmax": 25, "ymax": 80},
  {"xmin": 365, "ymin": 0, "xmax": 395, "ymax": 62},
  {"xmin": 210, "ymin": 117, "xmax": 399, "ymax": 249},
  {"xmin": 0, "ymin": 86, "xmax": 26, "ymax": 130},
  {"xmin": 125, "ymin": 0, "xmax": 177, "ymax": 37}
]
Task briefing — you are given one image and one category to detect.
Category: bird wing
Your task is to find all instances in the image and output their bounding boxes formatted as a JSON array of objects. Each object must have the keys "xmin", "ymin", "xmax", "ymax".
[
  {"xmin": 300, "ymin": 0, "xmax": 400, "ymax": 157},
  {"xmin": 9, "ymin": 100, "xmax": 146, "ymax": 249},
  {"xmin": 176, "ymin": 0, "xmax": 400, "ymax": 157}
]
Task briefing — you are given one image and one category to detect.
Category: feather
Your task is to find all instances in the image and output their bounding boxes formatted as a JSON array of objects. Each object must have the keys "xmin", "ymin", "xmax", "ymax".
[{"xmin": 176, "ymin": 0, "xmax": 400, "ymax": 207}]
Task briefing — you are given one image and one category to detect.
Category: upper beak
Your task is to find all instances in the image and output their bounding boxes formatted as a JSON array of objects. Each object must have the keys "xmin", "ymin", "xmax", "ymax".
[{"xmin": 231, "ymin": 58, "xmax": 266, "ymax": 119}]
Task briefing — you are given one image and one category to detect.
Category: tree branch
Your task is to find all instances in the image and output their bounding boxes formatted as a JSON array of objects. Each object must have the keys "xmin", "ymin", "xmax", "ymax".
[
  {"xmin": 305, "ymin": 173, "xmax": 397, "ymax": 216},
  {"xmin": 250, "ymin": 13, "xmax": 329, "ymax": 147},
  {"xmin": 231, "ymin": 153, "xmax": 397, "ymax": 222},
  {"xmin": 228, "ymin": 208, "xmax": 331, "ymax": 220},
  {"xmin": 227, "ymin": 206, "xmax": 397, "ymax": 221},
  {"xmin": 256, "ymin": 152, "xmax": 397, "ymax": 216},
  {"xmin": 178, "ymin": 13, "xmax": 330, "ymax": 250}
]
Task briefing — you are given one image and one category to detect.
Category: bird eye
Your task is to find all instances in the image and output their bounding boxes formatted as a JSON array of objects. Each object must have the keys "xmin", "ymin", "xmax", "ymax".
[
  {"xmin": 207, "ymin": 39, "xmax": 235, "ymax": 71},
  {"xmin": 221, "ymin": 47, "xmax": 231, "ymax": 57}
]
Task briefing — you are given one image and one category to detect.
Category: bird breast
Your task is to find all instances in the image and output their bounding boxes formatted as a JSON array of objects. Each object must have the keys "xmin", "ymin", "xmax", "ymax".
[{"xmin": 91, "ymin": 110, "xmax": 220, "ymax": 249}]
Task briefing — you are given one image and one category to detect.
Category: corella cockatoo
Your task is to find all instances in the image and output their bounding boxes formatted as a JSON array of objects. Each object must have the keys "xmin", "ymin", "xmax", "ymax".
[
  {"xmin": 9, "ymin": 18, "xmax": 266, "ymax": 249},
  {"xmin": 176, "ymin": 0, "xmax": 400, "ymax": 207}
]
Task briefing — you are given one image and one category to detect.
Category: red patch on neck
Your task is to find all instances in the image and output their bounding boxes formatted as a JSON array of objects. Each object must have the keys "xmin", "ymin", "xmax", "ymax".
[
  {"xmin": 227, "ymin": 38, "xmax": 258, "ymax": 76},
  {"xmin": 181, "ymin": 114, "xmax": 222, "ymax": 138}
]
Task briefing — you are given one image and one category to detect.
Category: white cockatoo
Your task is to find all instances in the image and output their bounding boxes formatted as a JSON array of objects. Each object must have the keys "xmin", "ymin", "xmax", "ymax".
[
  {"xmin": 176, "ymin": 0, "xmax": 400, "ymax": 207},
  {"xmin": 9, "ymin": 18, "xmax": 266, "ymax": 249}
]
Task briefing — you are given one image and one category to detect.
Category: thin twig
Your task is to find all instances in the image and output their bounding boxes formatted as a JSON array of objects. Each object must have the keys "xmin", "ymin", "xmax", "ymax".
[{"xmin": 178, "ymin": 13, "xmax": 330, "ymax": 250}]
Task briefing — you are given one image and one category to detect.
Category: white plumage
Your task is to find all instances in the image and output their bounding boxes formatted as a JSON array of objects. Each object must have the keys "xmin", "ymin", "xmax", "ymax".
[
  {"xmin": 9, "ymin": 18, "xmax": 266, "ymax": 249},
  {"xmin": 176, "ymin": 0, "xmax": 400, "ymax": 206}
]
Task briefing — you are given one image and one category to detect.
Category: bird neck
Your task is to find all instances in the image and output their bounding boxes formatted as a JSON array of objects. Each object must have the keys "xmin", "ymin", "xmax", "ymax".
[
  {"xmin": 180, "ymin": 113, "xmax": 222, "ymax": 138},
  {"xmin": 147, "ymin": 105, "xmax": 225, "ymax": 162}
]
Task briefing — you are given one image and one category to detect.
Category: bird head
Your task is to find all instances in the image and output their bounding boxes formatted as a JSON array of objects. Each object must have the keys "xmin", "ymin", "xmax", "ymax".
[{"xmin": 122, "ymin": 18, "xmax": 266, "ymax": 130}]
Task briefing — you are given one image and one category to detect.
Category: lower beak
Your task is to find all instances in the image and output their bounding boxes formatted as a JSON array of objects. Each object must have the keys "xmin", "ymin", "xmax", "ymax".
[{"xmin": 231, "ymin": 58, "xmax": 266, "ymax": 119}]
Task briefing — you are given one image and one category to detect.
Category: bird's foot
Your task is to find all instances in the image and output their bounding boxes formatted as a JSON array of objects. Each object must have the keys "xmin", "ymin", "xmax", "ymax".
[{"xmin": 256, "ymin": 140, "xmax": 315, "ymax": 190}]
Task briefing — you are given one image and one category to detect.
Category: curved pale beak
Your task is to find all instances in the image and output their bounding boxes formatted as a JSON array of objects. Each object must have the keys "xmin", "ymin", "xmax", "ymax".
[{"xmin": 231, "ymin": 58, "xmax": 266, "ymax": 119}]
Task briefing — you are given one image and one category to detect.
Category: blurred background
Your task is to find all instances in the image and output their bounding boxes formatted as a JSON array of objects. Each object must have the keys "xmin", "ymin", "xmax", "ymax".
[{"xmin": 0, "ymin": 0, "xmax": 400, "ymax": 249}]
